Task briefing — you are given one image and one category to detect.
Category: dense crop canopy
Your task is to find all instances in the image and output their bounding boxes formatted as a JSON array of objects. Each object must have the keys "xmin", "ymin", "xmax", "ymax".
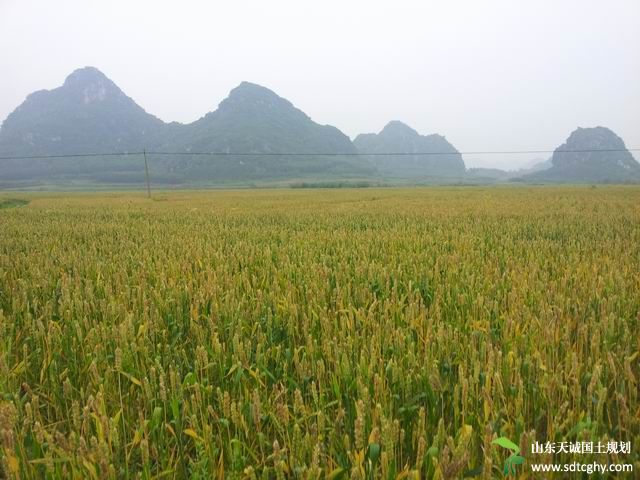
[{"xmin": 0, "ymin": 187, "xmax": 638, "ymax": 478}]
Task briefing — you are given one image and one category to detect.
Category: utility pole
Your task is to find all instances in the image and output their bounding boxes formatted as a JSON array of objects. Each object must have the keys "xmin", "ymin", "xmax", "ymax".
[{"xmin": 143, "ymin": 149, "xmax": 151, "ymax": 199}]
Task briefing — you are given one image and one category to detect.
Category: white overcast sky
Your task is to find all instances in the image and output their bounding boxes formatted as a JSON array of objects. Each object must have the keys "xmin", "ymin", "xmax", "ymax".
[{"xmin": 1, "ymin": 0, "xmax": 638, "ymax": 169}]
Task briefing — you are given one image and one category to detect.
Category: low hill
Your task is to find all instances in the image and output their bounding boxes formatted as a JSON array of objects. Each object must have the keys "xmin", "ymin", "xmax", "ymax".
[{"xmin": 466, "ymin": 159, "xmax": 552, "ymax": 183}]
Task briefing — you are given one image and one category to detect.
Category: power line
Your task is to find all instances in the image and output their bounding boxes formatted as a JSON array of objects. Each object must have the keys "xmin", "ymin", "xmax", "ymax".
[
  {"xmin": 0, "ymin": 148, "xmax": 638, "ymax": 161},
  {"xmin": 147, "ymin": 148, "xmax": 640, "ymax": 156},
  {"xmin": 0, "ymin": 152, "xmax": 140, "ymax": 160}
]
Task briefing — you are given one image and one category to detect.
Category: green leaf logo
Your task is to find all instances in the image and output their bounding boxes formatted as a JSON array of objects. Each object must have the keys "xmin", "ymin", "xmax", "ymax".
[{"xmin": 492, "ymin": 437, "xmax": 525, "ymax": 476}]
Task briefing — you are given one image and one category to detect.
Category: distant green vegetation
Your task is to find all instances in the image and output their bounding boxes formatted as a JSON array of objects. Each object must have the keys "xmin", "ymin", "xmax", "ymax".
[
  {"xmin": 290, "ymin": 180, "xmax": 381, "ymax": 188},
  {"xmin": 0, "ymin": 198, "xmax": 29, "ymax": 209},
  {"xmin": 1, "ymin": 68, "xmax": 639, "ymax": 188},
  {"xmin": 0, "ymin": 69, "xmax": 373, "ymax": 184}
]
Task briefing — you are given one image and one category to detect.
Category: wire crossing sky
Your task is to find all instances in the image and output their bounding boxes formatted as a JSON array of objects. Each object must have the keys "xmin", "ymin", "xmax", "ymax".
[
  {"xmin": 0, "ymin": 0, "xmax": 638, "ymax": 169},
  {"xmin": 1, "ymin": 148, "xmax": 639, "ymax": 162}
]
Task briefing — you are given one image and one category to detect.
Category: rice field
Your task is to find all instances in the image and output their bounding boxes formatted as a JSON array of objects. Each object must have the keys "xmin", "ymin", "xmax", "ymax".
[{"xmin": 0, "ymin": 186, "xmax": 638, "ymax": 478}]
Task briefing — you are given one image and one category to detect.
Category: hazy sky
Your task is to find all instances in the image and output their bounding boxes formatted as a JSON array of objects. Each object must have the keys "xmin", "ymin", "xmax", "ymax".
[{"xmin": 1, "ymin": 0, "xmax": 638, "ymax": 169}]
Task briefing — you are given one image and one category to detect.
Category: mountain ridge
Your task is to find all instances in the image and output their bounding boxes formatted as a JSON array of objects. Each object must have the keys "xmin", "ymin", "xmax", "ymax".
[
  {"xmin": 1, "ymin": 67, "xmax": 638, "ymax": 185},
  {"xmin": 0, "ymin": 67, "xmax": 372, "ymax": 183},
  {"xmin": 353, "ymin": 120, "xmax": 466, "ymax": 178},
  {"xmin": 0, "ymin": 66, "xmax": 166, "ymax": 157},
  {"xmin": 523, "ymin": 126, "xmax": 640, "ymax": 183}
]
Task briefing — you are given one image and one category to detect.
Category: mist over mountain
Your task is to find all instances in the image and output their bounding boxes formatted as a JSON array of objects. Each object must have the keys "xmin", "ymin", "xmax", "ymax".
[
  {"xmin": 156, "ymin": 81, "xmax": 371, "ymax": 180},
  {"xmin": 466, "ymin": 158, "xmax": 552, "ymax": 182},
  {"xmin": 1, "ymin": 67, "xmax": 638, "ymax": 186},
  {"xmin": 0, "ymin": 67, "xmax": 165, "ymax": 156},
  {"xmin": 520, "ymin": 157, "xmax": 552, "ymax": 172},
  {"xmin": 465, "ymin": 167, "xmax": 513, "ymax": 181},
  {"xmin": 524, "ymin": 127, "xmax": 640, "ymax": 183},
  {"xmin": 353, "ymin": 121, "xmax": 466, "ymax": 178},
  {"xmin": 0, "ymin": 67, "xmax": 371, "ymax": 184}
]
